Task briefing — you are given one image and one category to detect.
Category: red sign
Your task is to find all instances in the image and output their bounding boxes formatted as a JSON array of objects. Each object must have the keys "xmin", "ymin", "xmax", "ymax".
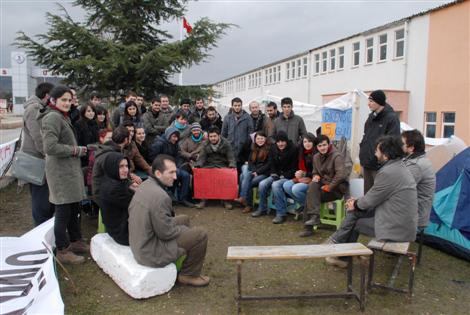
[{"xmin": 193, "ymin": 168, "xmax": 238, "ymax": 200}]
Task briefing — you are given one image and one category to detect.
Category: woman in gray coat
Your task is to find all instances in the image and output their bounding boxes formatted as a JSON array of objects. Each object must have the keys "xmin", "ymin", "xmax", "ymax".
[{"xmin": 39, "ymin": 86, "xmax": 88, "ymax": 265}]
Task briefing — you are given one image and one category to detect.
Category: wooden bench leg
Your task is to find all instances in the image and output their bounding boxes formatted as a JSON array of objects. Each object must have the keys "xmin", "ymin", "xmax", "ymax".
[
  {"xmin": 367, "ymin": 252, "xmax": 375, "ymax": 292},
  {"xmin": 359, "ymin": 256, "xmax": 368, "ymax": 311},
  {"xmin": 347, "ymin": 257, "xmax": 353, "ymax": 292},
  {"xmin": 237, "ymin": 260, "xmax": 242, "ymax": 315}
]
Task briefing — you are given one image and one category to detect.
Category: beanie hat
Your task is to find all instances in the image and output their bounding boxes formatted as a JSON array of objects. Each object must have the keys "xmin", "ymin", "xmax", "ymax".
[
  {"xmin": 368, "ymin": 90, "xmax": 386, "ymax": 106},
  {"xmin": 190, "ymin": 122, "xmax": 202, "ymax": 132},
  {"xmin": 275, "ymin": 131, "xmax": 289, "ymax": 142}
]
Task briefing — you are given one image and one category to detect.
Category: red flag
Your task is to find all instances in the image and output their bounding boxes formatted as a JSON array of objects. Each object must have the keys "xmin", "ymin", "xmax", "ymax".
[{"xmin": 183, "ymin": 17, "xmax": 192, "ymax": 34}]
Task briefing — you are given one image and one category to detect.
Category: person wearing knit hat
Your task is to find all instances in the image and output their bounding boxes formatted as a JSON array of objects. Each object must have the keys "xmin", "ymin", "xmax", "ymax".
[
  {"xmin": 180, "ymin": 122, "xmax": 205, "ymax": 173},
  {"xmin": 359, "ymin": 89, "xmax": 400, "ymax": 193}
]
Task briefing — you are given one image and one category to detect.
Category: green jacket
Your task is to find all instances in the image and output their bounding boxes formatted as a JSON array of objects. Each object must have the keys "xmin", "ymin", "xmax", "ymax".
[{"xmin": 39, "ymin": 108, "xmax": 86, "ymax": 205}]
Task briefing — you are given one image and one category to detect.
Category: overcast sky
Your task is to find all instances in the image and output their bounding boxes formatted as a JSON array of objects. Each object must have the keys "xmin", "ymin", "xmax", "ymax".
[{"xmin": 0, "ymin": 0, "xmax": 453, "ymax": 85}]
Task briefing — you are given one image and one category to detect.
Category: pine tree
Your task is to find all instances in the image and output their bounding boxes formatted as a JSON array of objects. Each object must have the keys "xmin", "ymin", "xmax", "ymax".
[{"xmin": 15, "ymin": 0, "xmax": 231, "ymax": 101}]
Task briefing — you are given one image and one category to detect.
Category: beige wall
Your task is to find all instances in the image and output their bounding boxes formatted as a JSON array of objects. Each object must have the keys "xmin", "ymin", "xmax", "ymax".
[{"xmin": 424, "ymin": 0, "xmax": 470, "ymax": 144}]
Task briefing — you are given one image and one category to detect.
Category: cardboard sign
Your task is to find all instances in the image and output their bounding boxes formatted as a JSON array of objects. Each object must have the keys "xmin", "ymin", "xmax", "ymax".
[
  {"xmin": 193, "ymin": 168, "xmax": 238, "ymax": 200},
  {"xmin": 321, "ymin": 122, "xmax": 336, "ymax": 140},
  {"xmin": 321, "ymin": 108, "xmax": 352, "ymax": 140}
]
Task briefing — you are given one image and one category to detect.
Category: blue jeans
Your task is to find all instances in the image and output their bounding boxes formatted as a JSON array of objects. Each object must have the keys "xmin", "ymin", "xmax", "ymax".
[
  {"xmin": 258, "ymin": 177, "xmax": 288, "ymax": 216},
  {"xmin": 30, "ymin": 182, "xmax": 54, "ymax": 226},
  {"xmin": 283, "ymin": 180, "xmax": 308, "ymax": 205},
  {"xmin": 239, "ymin": 164, "xmax": 267, "ymax": 206},
  {"xmin": 174, "ymin": 168, "xmax": 191, "ymax": 202}
]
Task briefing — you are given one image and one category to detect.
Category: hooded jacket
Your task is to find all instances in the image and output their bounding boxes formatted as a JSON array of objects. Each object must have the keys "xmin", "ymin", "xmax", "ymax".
[
  {"xmin": 359, "ymin": 103, "xmax": 400, "ymax": 170},
  {"xmin": 21, "ymin": 95, "xmax": 46, "ymax": 158},
  {"xmin": 92, "ymin": 141, "xmax": 123, "ymax": 198},
  {"xmin": 196, "ymin": 137, "xmax": 236, "ymax": 168},
  {"xmin": 99, "ymin": 152, "xmax": 134, "ymax": 246},
  {"xmin": 312, "ymin": 145, "xmax": 348, "ymax": 193},
  {"xmin": 149, "ymin": 127, "xmax": 181, "ymax": 163},
  {"xmin": 269, "ymin": 139, "xmax": 298, "ymax": 179}
]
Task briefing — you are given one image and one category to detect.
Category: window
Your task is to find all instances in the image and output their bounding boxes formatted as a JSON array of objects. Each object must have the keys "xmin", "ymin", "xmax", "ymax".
[
  {"xmin": 378, "ymin": 34, "xmax": 387, "ymax": 61},
  {"xmin": 329, "ymin": 49, "xmax": 336, "ymax": 71},
  {"xmin": 277, "ymin": 65, "xmax": 281, "ymax": 81},
  {"xmin": 314, "ymin": 53, "xmax": 320, "ymax": 74},
  {"xmin": 296, "ymin": 59, "xmax": 302, "ymax": 78},
  {"xmin": 322, "ymin": 51, "xmax": 328, "ymax": 73},
  {"xmin": 265, "ymin": 70, "xmax": 268, "ymax": 85},
  {"xmin": 286, "ymin": 62, "xmax": 290, "ymax": 80},
  {"xmin": 303, "ymin": 57, "xmax": 308, "ymax": 77},
  {"xmin": 258, "ymin": 71, "xmax": 262, "ymax": 86},
  {"xmin": 395, "ymin": 29, "xmax": 405, "ymax": 58},
  {"xmin": 338, "ymin": 46, "xmax": 344, "ymax": 69},
  {"xmin": 424, "ymin": 112, "xmax": 436, "ymax": 138},
  {"xmin": 291, "ymin": 61, "xmax": 295, "ymax": 79},
  {"xmin": 269, "ymin": 68, "xmax": 273, "ymax": 84},
  {"xmin": 352, "ymin": 42, "xmax": 360, "ymax": 67},
  {"xmin": 442, "ymin": 112, "xmax": 456, "ymax": 138},
  {"xmin": 366, "ymin": 37, "xmax": 374, "ymax": 64}
]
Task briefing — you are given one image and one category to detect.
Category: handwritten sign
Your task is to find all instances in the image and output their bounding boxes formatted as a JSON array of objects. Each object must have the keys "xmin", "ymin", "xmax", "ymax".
[
  {"xmin": 321, "ymin": 122, "xmax": 336, "ymax": 140},
  {"xmin": 321, "ymin": 108, "xmax": 352, "ymax": 140},
  {"xmin": 193, "ymin": 168, "xmax": 238, "ymax": 200}
]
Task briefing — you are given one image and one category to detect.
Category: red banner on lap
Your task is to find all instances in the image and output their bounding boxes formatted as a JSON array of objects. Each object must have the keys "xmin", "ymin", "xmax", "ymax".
[{"xmin": 193, "ymin": 168, "xmax": 238, "ymax": 200}]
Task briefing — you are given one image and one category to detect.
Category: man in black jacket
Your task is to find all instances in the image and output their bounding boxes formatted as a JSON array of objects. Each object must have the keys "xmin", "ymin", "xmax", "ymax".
[
  {"xmin": 251, "ymin": 131, "xmax": 298, "ymax": 224},
  {"xmin": 359, "ymin": 90, "xmax": 400, "ymax": 193}
]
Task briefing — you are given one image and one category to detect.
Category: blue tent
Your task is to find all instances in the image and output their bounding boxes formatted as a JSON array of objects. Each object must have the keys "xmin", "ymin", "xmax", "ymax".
[{"xmin": 423, "ymin": 147, "xmax": 470, "ymax": 261}]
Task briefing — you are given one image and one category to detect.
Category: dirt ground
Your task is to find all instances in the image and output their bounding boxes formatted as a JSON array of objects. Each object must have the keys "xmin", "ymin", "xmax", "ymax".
[{"xmin": 1, "ymin": 182, "xmax": 470, "ymax": 315}]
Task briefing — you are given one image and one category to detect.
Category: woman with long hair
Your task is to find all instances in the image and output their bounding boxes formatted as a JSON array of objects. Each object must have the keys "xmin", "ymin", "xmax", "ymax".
[
  {"xmin": 95, "ymin": 105, "xmax": 111, "ymax": 131},
  {"xmin": 134, "ymin": 126, "xmax": 151, "ymax": 164},
  {"xmin": 39, "ymin": 85, "xmax": 88, "ymax": 264},
  {"xmin": 235, "ymin": 132, "xmax": 271, "ymax": 213},
  {"xmin": 74, "ymin": 104, "xmax": 99, "ymax": 166},
  {"xmin": 120, "ymin": 100, "xmax": 143, "ymax": 128}
]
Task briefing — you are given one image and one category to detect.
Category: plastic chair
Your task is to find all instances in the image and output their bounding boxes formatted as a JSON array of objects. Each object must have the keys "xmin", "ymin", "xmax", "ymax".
[
  {"xmin": 97, "ymin": 209, "xmax": 106, "ymax": 233},
  {"xmin": 319, "ymin": 199, "xmax": 345, "ymax": 230},
  {"xmin": 252, "ymin": 187, "xmax": 260, "ymax": 205},
  {"xmin": 175, "ymin": 255, "xmax": 186, "ymax": 272}
]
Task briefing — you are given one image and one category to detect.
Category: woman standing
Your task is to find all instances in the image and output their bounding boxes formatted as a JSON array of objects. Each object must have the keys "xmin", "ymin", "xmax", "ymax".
[
  {"xmin": 39, "ymin": 85, "xmax": 88, "ymax": 264},
  {"xmin": 120, "ymin": 101, "xmax": 143, "ymax": 128},
  {"xmin": 74, "ymin": 104, "xmax": 99, "ymax": 166}
]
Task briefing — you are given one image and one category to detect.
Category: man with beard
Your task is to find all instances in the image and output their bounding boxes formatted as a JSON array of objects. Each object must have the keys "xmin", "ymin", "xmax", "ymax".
[{"xmin": 200, "ymin": 106, "xmax": 223, "ymax": 132}]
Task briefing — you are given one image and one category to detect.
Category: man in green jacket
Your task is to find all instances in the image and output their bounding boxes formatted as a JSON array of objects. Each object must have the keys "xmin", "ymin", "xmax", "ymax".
[{"xmin": 129, "ymin": 154, "xmax": 210, "ymax": 287}]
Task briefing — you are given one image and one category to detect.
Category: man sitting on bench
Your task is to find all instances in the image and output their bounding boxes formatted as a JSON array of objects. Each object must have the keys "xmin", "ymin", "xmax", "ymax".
[
  {"xmin": 128, "ymin": 154, "xmax": 210, "ymax": 287},
  {"xmin": 325, "ymin": 136, "xmax": 418, "ymax": 268}
]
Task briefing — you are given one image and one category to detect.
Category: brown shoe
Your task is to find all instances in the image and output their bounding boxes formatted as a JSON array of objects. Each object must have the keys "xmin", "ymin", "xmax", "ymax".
[
  {"xmin": 69, "ymin": 240, "xmax": 90, "ymax": 254},
  {"xmin": 177, "ymin": 274, "xmax": 210, "ymax": 287},
  {"xmin": 325, "ymin": 256, "xmax": 348, "ymax": 269},
  {"xmin": 56, "ymin": 247, "xmax": 85, "ymax": 265},
  {"xmin": 242, "ymin": 206, "xmax": 252, "ymax": 213}
]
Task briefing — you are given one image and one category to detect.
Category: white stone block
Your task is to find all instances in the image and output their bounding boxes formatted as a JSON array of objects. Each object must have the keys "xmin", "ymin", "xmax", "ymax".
[{"xmin": 90, "ymin": 233, "xmax": 177, "ymax": 299}]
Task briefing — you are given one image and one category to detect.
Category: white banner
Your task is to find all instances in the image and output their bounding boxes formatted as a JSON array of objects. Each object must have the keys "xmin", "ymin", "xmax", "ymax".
[
  {"xmin": 0, "ymin": 219, "xmax": 64, "ymax": 315},
  {"xmin": 0, "ymin": 139, "xmax": 18, "ymax": 176}
]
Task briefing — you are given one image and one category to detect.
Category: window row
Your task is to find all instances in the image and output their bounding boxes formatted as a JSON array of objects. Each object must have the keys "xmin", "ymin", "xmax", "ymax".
[
  {"xmin": 424, "ymin": 111, "xmax": 455, "ymax": 138},
  {"xmin": 265, "ymin": 65, "xmax": 281, "ymax": 85},
  {"xmin": 286, "ymin": 57, "xmax": 308, "ymax": 80},
  {"xmin": 248, "ymin": 71, "xmax": 262, "ymax": 89}
]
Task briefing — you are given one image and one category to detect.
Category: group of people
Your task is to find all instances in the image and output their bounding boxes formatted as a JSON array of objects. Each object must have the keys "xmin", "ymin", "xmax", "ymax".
[{"xmin": 20, "ymin": 82, "xmax": 436, "ymax": 287}]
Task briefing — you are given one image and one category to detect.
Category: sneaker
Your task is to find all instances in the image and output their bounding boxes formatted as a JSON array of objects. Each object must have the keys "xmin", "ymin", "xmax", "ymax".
[
  {"xmin": 223, "ymin": 201, "xmax": 233, "ymax": 210},
  {"xmin": 251, "ymin": 209, "xmax": 266, "ymax": 217},
  {"xmin": 322, "ymin": 237, "xmax": 336, "ymax": 245},
  {"xmin": 181, "ymin": 200, "xmax": 196, "ymax": 208},
  {"xmin": 304, "ymin": 218, "xmax": 321, "ymax": 226},
  {"xmin": 56, "ymin": 247, "xmax": 85, "ymax": 265},
  {"xmin": 325, "ymin": 256, "xmax": 348, "ymax": 269},
  {"xmin": 241, "ymin": 206, "xmax": 252, "ymax": 213},
  {"xmin": 177, "ymin": 274, "xmax": 210, "ymax": 287},
  {"xmin": 272, "ymin": 215, "xmax": 286, "ymax": 224},
  {"xmin": 299, "ymin": 227, "xmax": 314, "ymax": 237},
  {"xmin": 195, "ymin": 200, "xmax": 206, "ymax": 209},
  {"xmin": 69, "ymin": 240, "xmax": 90, "ymax": 254}
]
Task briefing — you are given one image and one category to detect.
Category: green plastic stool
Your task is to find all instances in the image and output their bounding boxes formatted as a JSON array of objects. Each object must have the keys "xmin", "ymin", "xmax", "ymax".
[
  {"xmin": 175, "ymin": 255, "xmax": 186, "ymax": 272},
  {"xmin": 319, "ymin": 199, "xmax": 345, "ymax": 230},
  {"xmin": 97, "ymin": 209, "xmax": 106, "ymax": 233},
  {"xmin": 252, "ymin": 187, "xmax": 260, "ymax": 205}
]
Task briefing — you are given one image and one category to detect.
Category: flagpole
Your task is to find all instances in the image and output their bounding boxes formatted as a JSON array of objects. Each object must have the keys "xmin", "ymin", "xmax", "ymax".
[{"xmin": 179, "ymin": 17, "xmax": 183, "ymax": 86}]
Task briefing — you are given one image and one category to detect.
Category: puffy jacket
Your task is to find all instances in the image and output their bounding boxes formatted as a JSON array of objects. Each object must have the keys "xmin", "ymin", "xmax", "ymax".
[
  {"xmin": 312, "ymin": 145, "xmax": 348, "ymax": 193},
  {"xmin": 149, "ymin": 127, "xmax": 181, "ymax": 163},
  {"xmin": 92, "ymin": 141, "xmax": 122, "ymax": 198},
  {"xmin": 359, "ymin": 104, "xmax": 400, "ymax": 170},
  {"xmin": 196, "ymin": 137, "xmax": 236, "ymax": 168},
  {"xmin": 269, "ymin": 141, "xmax": 298, "ymax": 179}
]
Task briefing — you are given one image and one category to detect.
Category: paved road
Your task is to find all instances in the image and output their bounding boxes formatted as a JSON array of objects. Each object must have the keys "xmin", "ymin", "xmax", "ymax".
[{"xmin": 0, "ymin": 128, "xmax": 21, "ymax": 144}]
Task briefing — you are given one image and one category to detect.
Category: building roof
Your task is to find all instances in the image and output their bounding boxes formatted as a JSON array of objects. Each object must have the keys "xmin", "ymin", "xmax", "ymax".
[{"xmin": 212, "ymin": 0, "xmax": 462, "ymax": 85}]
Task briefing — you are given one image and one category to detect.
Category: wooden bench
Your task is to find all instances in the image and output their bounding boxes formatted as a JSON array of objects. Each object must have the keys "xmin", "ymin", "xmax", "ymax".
[
  {"xmin": 227, "ymin": 243, "xmax": 372, "ymax": 314},
  {"xmin": 367, "ymin": 239, "xmax": 417, "ymax": 297}
]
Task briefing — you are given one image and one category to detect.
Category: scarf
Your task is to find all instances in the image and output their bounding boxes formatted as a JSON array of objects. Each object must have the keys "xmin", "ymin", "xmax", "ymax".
[
  {"xmin": 49, "ymin": 104, "xmax": 69, "ymax": 118},
  {"xmin": 174, "ymin": 121, "xmax": 187, "ymax": 131},
  {"xmin": 298, "ymin": 148, "xmax": 314, "ymax": 171},
  {"xmin": 191, "ymin": 133, "xmax": 204, "ymax": 143}
]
